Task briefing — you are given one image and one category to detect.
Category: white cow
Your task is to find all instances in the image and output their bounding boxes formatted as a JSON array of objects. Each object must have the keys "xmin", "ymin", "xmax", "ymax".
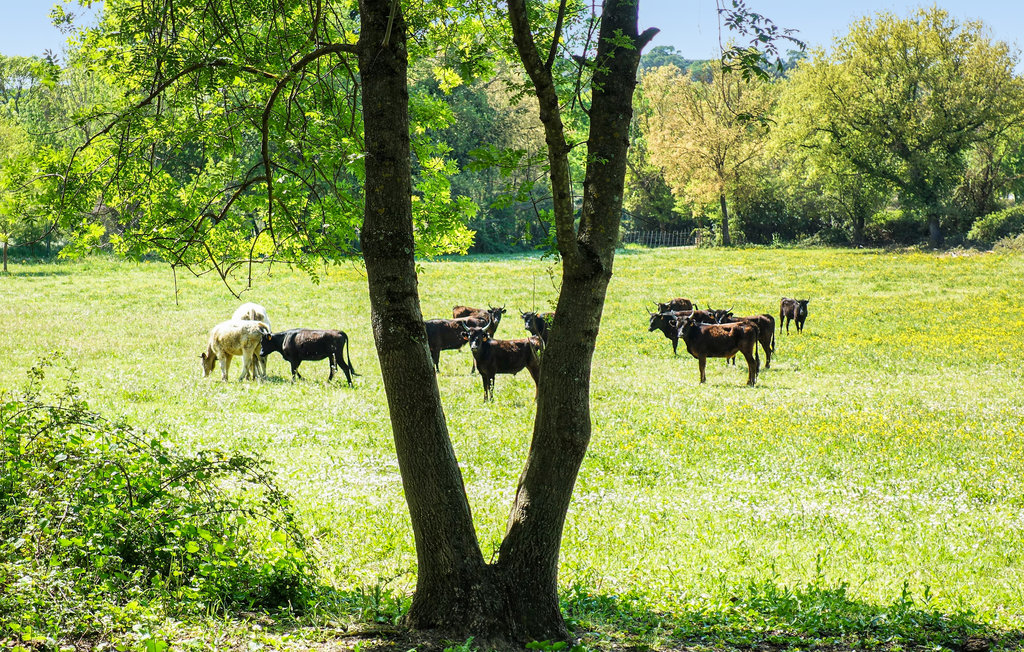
[
  {"xmin": 201, "ymin": 319, "xmax": 272, "ymax": 382},
  {"xmin": 231, "ymin": 303, "xmax": 271, "ymax": 378}
]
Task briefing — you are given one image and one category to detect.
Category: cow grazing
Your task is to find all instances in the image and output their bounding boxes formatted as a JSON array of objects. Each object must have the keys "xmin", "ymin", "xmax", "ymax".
[
  {"xmin": 231, "ymin": 302, "xmax": 270, "ymax": 378},
  {"xmin": 467, "ymin": 326, "xmax": 542, "ymax": 401},
  {"xmin": 713, "ymin": 310, "xmax": 777, "ymax": 369},
  {"xmin": 648, "ymin": 309, "xmax": 716, "ymax": 355},
  {"xmin": 676, "ymin": 316, "xmax": 760, "ymax": 386},
  {"xmin": 779, "ymin": 298, "xmax": 809, "ymax": 334},
  {"xmin": 201, "ymin": 319, "xmax": 271, "ymax": 382},
  {"xmin": 521, "ymin": 310, "xmax": 554, "ymax": 343},
  {"xmin": 260, "ymin": 328, "xmax": 358, "ymax": 384},
  {"xmin": 657, "ymin": 297, "xmax": 694, "ymax": 313}
]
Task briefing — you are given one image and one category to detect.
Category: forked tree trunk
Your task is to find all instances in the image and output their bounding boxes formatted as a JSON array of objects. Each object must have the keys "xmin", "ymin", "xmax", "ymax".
[{"xmin": 358, "ymin": 0, "xmax": 654, "ymax": 642}]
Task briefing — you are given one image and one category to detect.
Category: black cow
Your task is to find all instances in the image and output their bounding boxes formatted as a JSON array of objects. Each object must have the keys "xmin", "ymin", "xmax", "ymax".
[
  {"xmin": 712, "ymin": 309, "xmax": 777, "ymax": 369},
  {"xmin": 657, "ymin": 297, "xmax": 694, "ymax": 313},
  {"xmin": 424, "ymin": 318, "xmax": 478, "ymax": 373},
  {"xmin": 467, "ymin": 327, "xmax": 542, "ymax": 401},
  {"xmin": 648, "ymin": 309, "xmax": 715, "ymax": 355},
  {"xmin": 521, "ymin": 310, "xmax": 554, "ymax": 343},
  {"xmin": 779, "ymin": 298, "xmax": 809, "ymax": 334},
  {"xmin": 450, "ymin": 306, "xmax": 504, "ymax": 373},
  {"xmin": 261, "ymin": 328, "xmax": 358, "ymax": 384},
  {"xmin": 676, "ymin": 316, "xmax": 760, "ymax": 386}
]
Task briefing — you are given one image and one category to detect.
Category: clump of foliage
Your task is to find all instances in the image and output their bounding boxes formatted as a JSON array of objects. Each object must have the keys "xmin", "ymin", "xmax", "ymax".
[
  {"xmin": 0, "ymin": 355, "xmax": 315, "ymax": 644},
  {"xmin": 968, "ymin": 205, "xmax": 1024, "ymax": 244}
]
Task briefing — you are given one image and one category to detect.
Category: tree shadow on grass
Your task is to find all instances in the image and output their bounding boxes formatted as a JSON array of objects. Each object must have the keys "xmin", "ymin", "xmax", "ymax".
[
  {"xmin": 559, "ymin": 580, "xmax": 1022, "ymax": 652},
  {"xmin": 217, "ymin": 579, "xmax": 1022, "ymax": 652}
]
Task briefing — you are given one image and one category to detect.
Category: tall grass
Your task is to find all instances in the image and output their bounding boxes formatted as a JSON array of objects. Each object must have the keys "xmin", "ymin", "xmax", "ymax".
[{"xmin": 2, "ymin": 247, "xmax": 1022, "ymax": 637}]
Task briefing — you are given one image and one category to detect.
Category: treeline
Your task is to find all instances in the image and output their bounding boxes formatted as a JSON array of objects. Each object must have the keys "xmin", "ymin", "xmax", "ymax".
[{"xmin": 0, "ymin": 7, "xmax": 1022, "ymax": 265}]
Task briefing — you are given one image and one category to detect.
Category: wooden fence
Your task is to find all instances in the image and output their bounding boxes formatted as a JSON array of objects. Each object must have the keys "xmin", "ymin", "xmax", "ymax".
[{"xmin": 621, "ymin": 230, "xmax": 695, "ymax": 248}]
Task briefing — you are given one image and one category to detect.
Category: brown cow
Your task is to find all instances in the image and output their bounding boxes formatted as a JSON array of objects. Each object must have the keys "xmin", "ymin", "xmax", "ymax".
[
  {"xmin": 657, "ymin": 297, "xmax": 694, "ymax": 313},
  {"xmin": 467, "ymin": 326, "xmax": 542, "ymax": 401},
  {"xmin": 779, "ymin": 298, "xmax": 809, "ymax": 334},
  {"xmin": 712, "ymin": 309, "xmax": 777, "ymax": 369},
  {"xmin": 676, "ymin": 315, "xmax": 760, "ymax": 386}
]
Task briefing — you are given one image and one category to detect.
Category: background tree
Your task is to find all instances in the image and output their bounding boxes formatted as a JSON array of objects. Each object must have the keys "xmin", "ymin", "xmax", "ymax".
[
  {"xmin": 780, "ymin": 7, "xmax": 1024, "ymax": 248},
  {"xmin": 643, "ymin": 62, "xmax": 773, "ymax": 245}
]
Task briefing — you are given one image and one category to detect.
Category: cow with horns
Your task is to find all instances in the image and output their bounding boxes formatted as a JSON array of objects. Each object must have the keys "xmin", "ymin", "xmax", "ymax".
[
  {"xmin": 675, "ymin": 314, "xmax": 761, "ymax": 386},
  {"xmin": 467, "ymin": 317, "xmax": 543, "ymax": 401}
]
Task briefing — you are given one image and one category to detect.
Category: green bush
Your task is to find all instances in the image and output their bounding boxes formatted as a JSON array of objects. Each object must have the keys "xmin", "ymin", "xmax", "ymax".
[
  {"xmin": 967, "ymin": 205, "xmax": 1024, "ymax": 244},
  {"xmin": 864, "ymin": 209, "xmax": 927, "ymax": 245},
  {"xmin": 1, "ymin": 356, "xmax": 315, "ymax": 641}
]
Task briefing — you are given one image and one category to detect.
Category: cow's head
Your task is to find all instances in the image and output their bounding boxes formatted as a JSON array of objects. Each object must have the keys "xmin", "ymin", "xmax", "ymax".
[
  {"xmin": 675, "ymin": 315, "xmax": 697, "ymax": 338},
  {"xmin": 200, "ymin": 351, "xmax": 217, "ymax": 377},
  {"xmin": 468, "ymin": 327, "xmax": 490, "ymax": 353},
  {"xmin": 488, "ymin": 305, "xmax": 507, "ymax": 324},
  {"xmin": 522, "ymin": 310, "xmax": 537, "ymax": 331},
  {"xmin": 648, "ymin": 312, "xmax": 663, "ymax": 332},
  {"xmin": 797, "ymin": 299, "xmax": 809, "ymax": 318}
]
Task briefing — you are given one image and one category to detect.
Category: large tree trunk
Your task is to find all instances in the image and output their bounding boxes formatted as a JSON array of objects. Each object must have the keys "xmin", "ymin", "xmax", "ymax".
[
  {"xmin": 358, "ymin": 0, "xmax": 653, "ymax": 642},
  {"xmin": 357, "ymin": 0, "xmax": 500, "ymax": 635},
  {"xmin": 719, "ymin": 191, "xmax": 731, "ymax": 246}
]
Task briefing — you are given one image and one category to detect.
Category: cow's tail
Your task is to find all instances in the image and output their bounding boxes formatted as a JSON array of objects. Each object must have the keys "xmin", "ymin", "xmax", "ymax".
[
  {"xmin": 344, "ymin": 331, "xmax": 360, "ymax": 376},
  {"xmin": 754, "ymin": 326, "xmax": 761, "ymax": 377},
  {"xmin": 771, "ymin": 326, "xmax": 776, "ymax": 353}
]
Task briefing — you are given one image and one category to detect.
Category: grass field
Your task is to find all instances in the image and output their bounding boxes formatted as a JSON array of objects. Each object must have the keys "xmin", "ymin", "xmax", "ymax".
[{"xmin": 2, "ymin": 246, "xmax": 1024, "ymax": 649}]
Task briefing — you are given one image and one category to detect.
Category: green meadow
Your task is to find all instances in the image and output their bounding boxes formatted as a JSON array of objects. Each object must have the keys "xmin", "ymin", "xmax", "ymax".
[{"xmin": 2, "ymin": 246, "xmax": 1024, "ymax": 648}]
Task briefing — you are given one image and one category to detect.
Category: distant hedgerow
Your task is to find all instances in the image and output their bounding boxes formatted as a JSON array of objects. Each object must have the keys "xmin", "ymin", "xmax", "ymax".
[
  {"xmin": 968, "ymin": 205, "xmax": 1024, "ymax": 244},
  {"xmin": 0, "ymin": 354, "xmax": 315, "ymax": 641}
]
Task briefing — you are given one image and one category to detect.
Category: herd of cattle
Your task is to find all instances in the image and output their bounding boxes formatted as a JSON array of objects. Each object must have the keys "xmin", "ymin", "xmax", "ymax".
[
  {"xmin": 199, "ymin": 297, "xmax": 809, "ymax": 397},
  {"xmin": 647, "ymin": 297, "xmax": 810, "ymax": 385}
]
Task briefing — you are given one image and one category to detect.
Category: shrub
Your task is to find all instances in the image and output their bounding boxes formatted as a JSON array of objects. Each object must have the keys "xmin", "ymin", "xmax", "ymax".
[
  {"xmin": 967, "ymin": 205, "xmax": 1024, "ymax": 244},
  {"xmin": 993, "ymin": 232, "xmax": 1024, "ymax": 253},
  {"xmin": 864, "ymin": 209, "xmax": 927, "ymax": 245},
  {"xmin": 1, "ymin": 355, "xmax": 315, "ymax": 641}
]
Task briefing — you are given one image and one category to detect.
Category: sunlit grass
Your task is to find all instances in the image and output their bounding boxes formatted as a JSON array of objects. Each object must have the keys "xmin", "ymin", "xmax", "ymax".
[{"xmin": 2, "ymin": 247, "xmax": 1023, "ymax": 639}]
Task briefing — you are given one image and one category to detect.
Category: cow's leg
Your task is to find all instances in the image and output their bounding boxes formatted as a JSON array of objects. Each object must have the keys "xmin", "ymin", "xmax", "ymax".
[
  {"xmin": 671, "ymin": 337, "xmax": 678, "ymax": 356},
  {"xmin": 431, "ymin": 349, "xmax": 440, "ymax": 373},
  {"xmin": 328, "ymin": 353, "xmax": 337, "ymax": 381},
  {"xmin": 743, "ymin": 349, "xmax": 757, "ymax": 386},
  {"xmin": 290, "ymin": 361, "xmax": 303, "ymax": 381},
  {"xmin": 481, "ymin": 373, "xmax": 491, "ymax": 401},
  {"xmin": 698, "ymin": 357, "xmax": 707, "ymax": 383},
  {"xmin": 220, "ymin": 354, "xmax": 231, "ymax": 382},
  {"xmin": 238, "ymin": 352, "xmax": 252, "ymax": 382}
]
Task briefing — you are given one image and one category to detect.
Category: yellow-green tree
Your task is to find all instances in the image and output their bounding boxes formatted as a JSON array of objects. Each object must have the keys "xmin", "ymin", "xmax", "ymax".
[
  {"xmin": 780, "ymin": 7, "xmax": 1024, "ymax": 248},
  {"xmin": 643, "ymin": 63, "xmax": 773, "ymax": 245}
]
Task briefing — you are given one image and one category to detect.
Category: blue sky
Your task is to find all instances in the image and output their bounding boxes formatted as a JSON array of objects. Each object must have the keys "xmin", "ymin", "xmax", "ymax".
[{"xmin": 1, "ymin": 0, "xmax": 1021, "ymax": 64}]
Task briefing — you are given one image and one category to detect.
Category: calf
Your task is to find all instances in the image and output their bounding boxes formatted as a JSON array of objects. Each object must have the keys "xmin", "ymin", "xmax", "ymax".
[
  {"xmin": 648, "ymin": 309, "xmax": 715, "ymax": 355},
  {"xmin": 467, "ymin": 327, "xmax": 542, "ymax": 401},
  {"xmin": 714, "ymin": 310, "xmax": 777, "ymax": 369},
  {"xmin": 657, "ymin": 297, "xmax": 694, "ymax": 313},
  {"xmin": 231, "ymin": 302, "xmax": 270, "ymax": 378},
  {"xmin": 521, "ymin": 310, "xmax": 554, "ymax": 343},
  {"xmin": 261, "ymin": 328, "xmax": 358, "ymax": 384},
  {"xmin": 201, "ymin": 319, "xmax": 271, "ymax": 382},
  {"xmin": 779, "ymin": 298, "xmax": 809, "ymax": 334},
  {"xmin": 676, "ymin": 316, "xmax": 760, "ymax": 386}
]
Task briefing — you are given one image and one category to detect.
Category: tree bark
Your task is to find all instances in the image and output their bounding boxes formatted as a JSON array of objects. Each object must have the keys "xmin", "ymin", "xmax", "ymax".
[
  {"xmin": 358, "ymin": 0, "xmax": 654, "ymax": 642},
  {"xmin": 719, "ymin": 191, "xmax": 731, "ymax": 246},
  {"xmin": 499, "ymin": 0, "xmax": 657, "ymax": 641},
  {"xmin": 357, "ymin": 0, "xmax": 500, "ymax": 634},
  {"xmin": 2, "ymin": 241, "xmax": 7, "ymax": 273}
]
